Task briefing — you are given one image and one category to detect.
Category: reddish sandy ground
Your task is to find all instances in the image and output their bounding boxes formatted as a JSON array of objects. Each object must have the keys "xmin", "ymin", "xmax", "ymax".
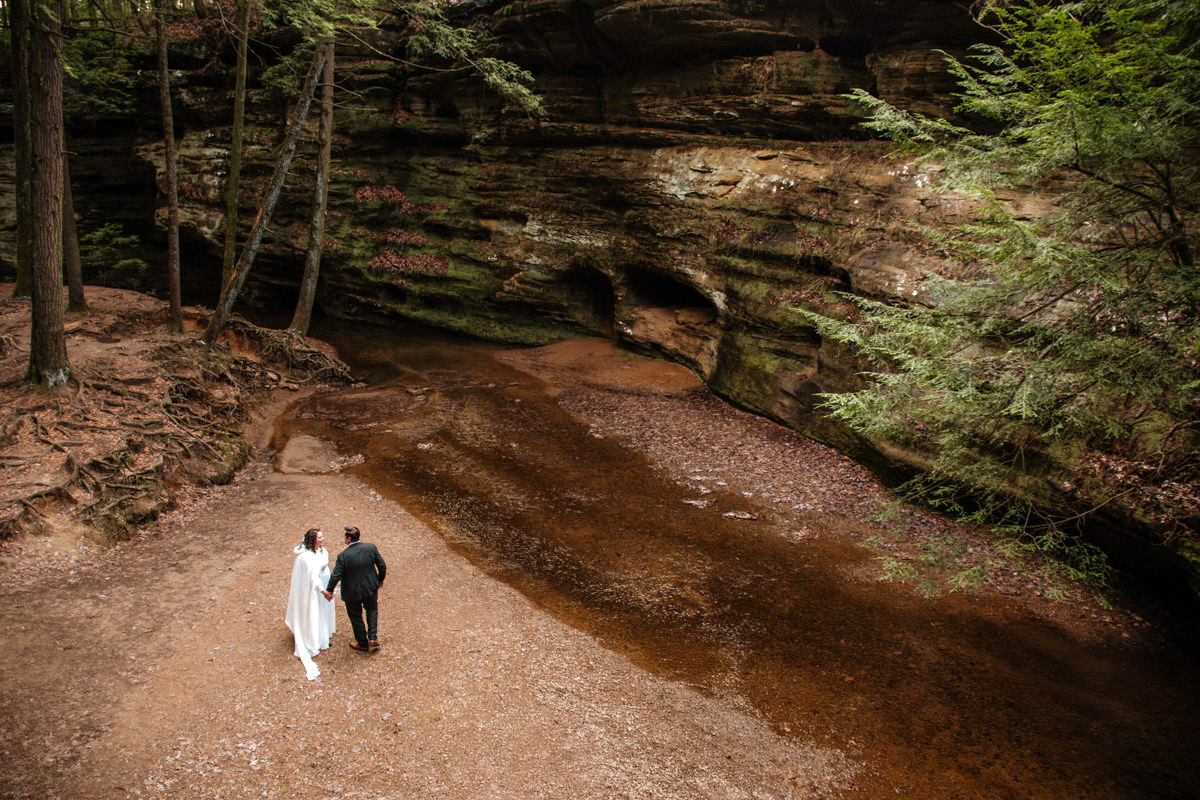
[
  {"xmin": 0, "ymin": 310, "xmax": 855, "ymax": 800},
  {"xmin": 0, "ymin": 291, "xmax": 1174, "ymax": 800}
]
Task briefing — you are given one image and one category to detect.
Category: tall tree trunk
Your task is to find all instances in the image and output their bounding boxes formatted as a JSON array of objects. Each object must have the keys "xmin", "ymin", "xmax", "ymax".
[
  {"xmin": 204, "ymin": 45, "xmax": 328, "ymax": 344},
  {"xmin": 289, "ymin": 39, "xmax": 335, "ymax": 337},
  {"xmin": 221, "ymin": 0, "xmax": 251, "ymax": 287},
  {"xmin": 155, "ymin": 0, "xmax": 183, "ymax": 331},
  {"xmin": 9, "ymin": 0, "xmax": 33, "ymax": 299},
  {"xmin": 27, "ymin": 0, "xmax": 69, "ymax": 385},
  {"xmin": 63, "ymin": 153, "xmax": 87, "ymax": 312}
]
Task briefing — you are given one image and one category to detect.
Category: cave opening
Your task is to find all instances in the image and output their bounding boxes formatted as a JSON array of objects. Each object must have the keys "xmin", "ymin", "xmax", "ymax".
[
  {"xmin": 434, "ymin": 100, "xmax": 461, "ymax": 119},
  {"xmin": 562, "ymin": 266, "xmax": 615, "ymax": 337},
  {"xmin": 626, "ymin": 269, "xmax": 716, "ymax": 321}
]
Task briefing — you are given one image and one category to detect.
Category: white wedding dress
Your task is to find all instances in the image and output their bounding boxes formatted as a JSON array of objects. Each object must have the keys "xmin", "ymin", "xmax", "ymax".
[{"xmin": 285, "ymin": 545, "xmax": 336, "ymax": 680}]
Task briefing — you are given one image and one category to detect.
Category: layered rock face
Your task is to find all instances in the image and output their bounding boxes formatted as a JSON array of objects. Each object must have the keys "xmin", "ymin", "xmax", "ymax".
[
  {"xmin": 3, "ymin": 2, "xmax": 983, "ymax": 466},
  {"xmin": 4, "ymin": 1, "xmax": 1195, "ymax": 593},
  {"xmin": 222, "ymin": 0, "xmax": 981, "ymax": 462},
  {"xmin": 2, "ymin": 4, "xmax": 971, "ymax": 453}
]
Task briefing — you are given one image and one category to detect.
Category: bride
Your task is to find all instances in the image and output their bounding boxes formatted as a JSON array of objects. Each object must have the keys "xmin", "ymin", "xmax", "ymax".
[{"xmin": 285, "ymin": 528, "xmax": 337, "ymax": 679}]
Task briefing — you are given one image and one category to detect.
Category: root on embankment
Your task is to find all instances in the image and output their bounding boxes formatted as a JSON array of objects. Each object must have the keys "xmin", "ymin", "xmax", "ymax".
[{"xmin": 0, "ymin": 302, "xmax": 351, "ymax": 543}]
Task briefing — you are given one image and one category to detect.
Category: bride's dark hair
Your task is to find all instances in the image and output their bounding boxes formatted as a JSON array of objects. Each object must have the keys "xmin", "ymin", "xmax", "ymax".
[{"xmin": 302, "ymin": 528, "xmax": 321, "ymax": 552}]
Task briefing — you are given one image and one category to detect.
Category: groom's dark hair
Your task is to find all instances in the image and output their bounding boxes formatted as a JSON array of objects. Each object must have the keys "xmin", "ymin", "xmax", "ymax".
[{"xmin": 344, "ymin": 525, "xmax": 361, "ymax": 542}]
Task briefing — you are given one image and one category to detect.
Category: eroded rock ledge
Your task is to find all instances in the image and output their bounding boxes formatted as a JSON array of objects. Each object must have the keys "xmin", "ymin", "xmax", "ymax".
[
  {"xmin": 4, "ymin": 1, "xmax": 1194, "ymax": 593},
  {"xmin": 119, "ymin": 0, "xmax": 981, "ymax": 460}
]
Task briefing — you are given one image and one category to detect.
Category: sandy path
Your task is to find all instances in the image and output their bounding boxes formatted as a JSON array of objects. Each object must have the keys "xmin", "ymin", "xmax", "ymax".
[{"xmin": 0, "ymin": 414, "xmax": 854, "ymax": 799}]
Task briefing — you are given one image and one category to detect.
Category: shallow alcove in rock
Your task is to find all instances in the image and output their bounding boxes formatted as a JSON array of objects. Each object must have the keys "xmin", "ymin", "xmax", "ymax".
[
  {"xmin": 625, "ymin": 267, "xmax": 715, "ymax": 312},
  {"xmin": 621, "ymin": 268, "xmax": 719, "ymax": 376},
  {"xmin": 561, "ymin": 264, "xmax": 615, "ymax": 337}
]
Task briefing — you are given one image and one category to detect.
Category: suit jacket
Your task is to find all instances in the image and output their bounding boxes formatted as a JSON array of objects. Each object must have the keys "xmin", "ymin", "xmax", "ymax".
[{"xmin": 326, "ymin": 541, "xmax": 386, "ymax": 602}]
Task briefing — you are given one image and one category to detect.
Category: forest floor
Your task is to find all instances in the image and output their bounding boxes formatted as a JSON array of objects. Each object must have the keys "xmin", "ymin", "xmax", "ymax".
[
  {"xmin": 0, "ymin": 287, "xmax": 851, "ymax": 799},
  {"xmin": 0, "ymin": 287, "xmax": 1184, "ymax": 800},
  {"xmin": 0, "ymin": 285, "xmax": 347, "ymax": 548}
]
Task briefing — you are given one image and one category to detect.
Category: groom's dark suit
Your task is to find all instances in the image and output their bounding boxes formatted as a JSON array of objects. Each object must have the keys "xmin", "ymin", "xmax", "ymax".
[{"xmin": 326, "ymin": 540, "xmax": 386, "ymax": 648}]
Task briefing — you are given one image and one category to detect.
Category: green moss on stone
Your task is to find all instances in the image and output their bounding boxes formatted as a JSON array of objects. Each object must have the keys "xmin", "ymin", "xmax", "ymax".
[{"xmin": 709, "ymin": 336, "xmax": 791, "ymax": 416}]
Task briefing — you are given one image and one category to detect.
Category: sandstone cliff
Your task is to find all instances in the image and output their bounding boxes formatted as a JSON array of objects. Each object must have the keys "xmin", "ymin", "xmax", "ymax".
[
  {"xmin": 134, "ymin": 0, "xmax": 983, "ymax": 463},
  {"xmin": 5, "ymin": 1, "xmax": 1192, "ymax": 592}
]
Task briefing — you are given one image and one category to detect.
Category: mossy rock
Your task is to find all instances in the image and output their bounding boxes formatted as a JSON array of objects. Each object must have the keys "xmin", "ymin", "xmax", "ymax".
[{"xmin": 1171, "ymin": 537, "xmax": 1200, "ymax": 598}]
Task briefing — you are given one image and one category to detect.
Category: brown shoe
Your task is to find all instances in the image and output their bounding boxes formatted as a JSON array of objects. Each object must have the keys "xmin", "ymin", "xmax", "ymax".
[
  {"xmin": 350, "ymin": 642, "xmax": 370, "ymax": 652},
  {"xmin": 368, "ymin": 639, "xmax": 380, "ymax": 652}
]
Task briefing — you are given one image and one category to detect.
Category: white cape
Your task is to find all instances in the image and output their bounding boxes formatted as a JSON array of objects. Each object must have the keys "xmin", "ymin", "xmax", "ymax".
[{"xmin": 284, "ymin": 545, "xmax": 336, "ymax": 680}]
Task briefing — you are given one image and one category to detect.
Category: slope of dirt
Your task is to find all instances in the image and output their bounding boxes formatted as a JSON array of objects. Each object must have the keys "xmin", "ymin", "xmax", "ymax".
[
  {"xmin": 0, "ymin": 418, "xmax": 855, "ymax": 800},
  {"xmin": 0, "ymin": 285, "xmax": 346, "ymax": 545},
  {"xmin": 2, "ymin": 297, "xmax": 1192, "ymax": 800}
]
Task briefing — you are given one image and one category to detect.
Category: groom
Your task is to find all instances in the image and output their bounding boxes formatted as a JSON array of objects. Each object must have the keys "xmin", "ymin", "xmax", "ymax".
[{"xmin": 322, "ymin": 526, "xmax": 386, "ymax": 652}]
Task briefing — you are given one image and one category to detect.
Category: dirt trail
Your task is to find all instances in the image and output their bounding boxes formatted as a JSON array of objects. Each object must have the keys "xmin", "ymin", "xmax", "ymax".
[
  {"xmin": 0, "ymin": 399, "xmax": 853, "ymax": 800},
  {"xmin": 3, "ymin": 328, "xmax": 1195, "ymax": 800}
]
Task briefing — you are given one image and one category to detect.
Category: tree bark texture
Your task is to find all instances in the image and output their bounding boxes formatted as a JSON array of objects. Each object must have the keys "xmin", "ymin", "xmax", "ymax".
[
  {"xmin": 221, "ymin": 0, "xmax": 252, "ymax": 287},
  {"xmin": 204, "ymin": 45, "xmax": 329, "ymax": 344},
  {"xmin": 63, "ymin": 153, "xmax": 87, "ymax": 311},
  {"xmin": 155, "ymin": 0, "xmax": 183, "ymax": 331},
  {"xmin": 9, "ymin": 0, "xmax": 33, "ymax": 299},
  {"xmin": 27, "ymin": 0, "xmax": 69, "ymax": 385},
  {"xmin": 290, "ymin": 39, "xmax": 335, "ymax": 337}
]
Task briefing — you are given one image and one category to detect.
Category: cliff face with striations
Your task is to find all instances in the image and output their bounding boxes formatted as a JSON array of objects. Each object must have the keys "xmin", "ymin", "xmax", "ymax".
[
  {"xmin": 326, "ymin": 0, "xmax": 981, "ymax": 459},
  {"xmin": 191, "ymin": 0, "xmax": 980, "ymax": 461},
  {"xmin": 2, "ymin": 3, "xmax": 983, "ymax": 462},
  {"xmin": 3, "ymin": 0, "xmax": 1195, "ymax": 594}
]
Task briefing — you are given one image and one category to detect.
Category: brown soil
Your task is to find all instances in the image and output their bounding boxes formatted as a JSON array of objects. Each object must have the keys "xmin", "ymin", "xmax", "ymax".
[
  {"xmin": 499, "ymin": 339, "xmax": 1164, "ymax": 639},
  {"xmin": 0, "ymin": 294, "xmax": 1187, "ymax": 800},
  {"xmin": 0, "ymin": 285, "xmax": 345, "ymax": 547},
  {"xmin": 0, "ymin": 293, "xmax": 853, "ymax": 799}
]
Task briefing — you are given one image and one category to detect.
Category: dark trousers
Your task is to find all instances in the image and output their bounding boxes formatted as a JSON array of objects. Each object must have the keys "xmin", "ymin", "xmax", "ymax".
[{"xmin": 344, "ymin": 592, "xmax": 379, "ymax": 645}]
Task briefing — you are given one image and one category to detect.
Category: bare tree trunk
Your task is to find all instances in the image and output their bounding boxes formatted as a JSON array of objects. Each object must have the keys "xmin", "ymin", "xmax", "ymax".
[
  {"xmin": 9, "ymin": 0, "xmax": 33, "ymax": 299},
  {"xmin": 204, "ymin": 45, "xmax": 328, "ymax": 344},
  {"xmin": 289, "ymin": 39, "xmax": 335, "ymax": 338},
  {"xmin": 221, "ymin": 0, "xmax": 252, "ymax": 288},
  {"xmin": 155, "ymin": 0, "xmax": 183, "ymax": 331},
  {"xmin": 63, "ymin": 153, "xmax": 88, "ymax": 312},
  {"xmin": 27, "ymin": 0, "xmax": 70, "ymax": 386}
]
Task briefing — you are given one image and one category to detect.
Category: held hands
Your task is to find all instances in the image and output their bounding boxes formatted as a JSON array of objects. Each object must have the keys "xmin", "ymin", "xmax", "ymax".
[{"xmin": 320, "ymin": 589, "xmax": 334, "ymax": 600}]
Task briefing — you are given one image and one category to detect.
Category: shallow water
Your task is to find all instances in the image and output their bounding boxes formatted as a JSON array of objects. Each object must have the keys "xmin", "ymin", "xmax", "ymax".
[{"xmin": 276, "ymin": 324, "xmax": 1200, "ymax": 800}]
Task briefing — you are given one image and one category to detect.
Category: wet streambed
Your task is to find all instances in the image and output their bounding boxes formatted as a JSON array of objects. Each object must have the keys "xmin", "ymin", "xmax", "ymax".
[{"xmin": 274, "ymin": 325, "xmax": 1200, "ymax": 800}]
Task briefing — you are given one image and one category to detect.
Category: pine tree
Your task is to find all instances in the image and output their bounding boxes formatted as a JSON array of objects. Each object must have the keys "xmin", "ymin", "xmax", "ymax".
[
  {"xmin": 24, "ymin": 0, "xmax": 71, "ymax": 385},
  {"xmin": 154, "ymin": 0, "xmax": 183, "ymax": 331},
  {"xmin": 807, "ymin": 0, "xmax": 1200, "ymax": 576}
]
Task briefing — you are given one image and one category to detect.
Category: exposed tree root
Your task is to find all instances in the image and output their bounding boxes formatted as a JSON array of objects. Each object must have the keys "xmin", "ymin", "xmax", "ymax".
[{"xmin": 0, "ymin": 307, "xmax": 352, "ymax": 542}]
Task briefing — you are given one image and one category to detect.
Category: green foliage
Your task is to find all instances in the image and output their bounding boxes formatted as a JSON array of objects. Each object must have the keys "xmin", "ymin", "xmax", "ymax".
[
  {"xmin": 262, "ymin": 0, "xmax": 383, "ymax": 42},
  {"xmin": 99, "ymin": 258, "xmax": 151, "ymax": 286},
  {"xmin": 251, "ymin": 0, "xmax": 383, "ymax": 104},
  {"xmin": 807, "ymin": 0, "xmax": 1200, "ymax": 574},
  {"xmin": 81, "ymin": 224, "xmax": 149, "ymax": 286},
  {"xmin": 81, "ymin": 223, "xmax": 141, "ymax": 259},
  {"xmin": 392, "ymin": 0, "xmax": 542, "ymax": 115},
  {"xmin": 252, "ymin": 40, "xmax": 318, "ymax": 103},
  {"xmin": 62, "ymin": 29, "xmax": 143, "ymax": 118},
  {"xmin": 251, "ymin": 1, "xmax": 541, "ymax": 115}
]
